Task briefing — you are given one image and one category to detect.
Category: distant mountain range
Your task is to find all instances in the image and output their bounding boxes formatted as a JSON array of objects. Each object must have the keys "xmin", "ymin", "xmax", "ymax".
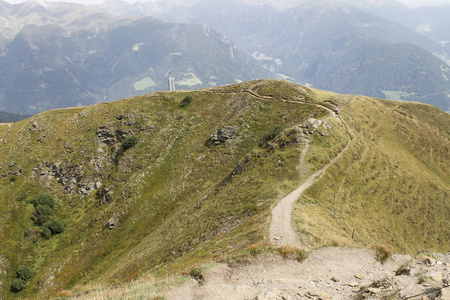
[
  {"xmin": 0, "ymin": 0, "xmax": 271, "ymax": 114},
  {"xmin": 97, "ymin": 0, "xmax": 450, "ymax": 112},
  {"xmin": 0, "ymin": 0, "xmax": 449, "ymax": 113},
  {"xmin": 0, "ymin": 110, "xmax": 30, "ymax": 122},
  {"xmin": 164, "ymin": 0, "xmax": 450, "ymax": 111}
]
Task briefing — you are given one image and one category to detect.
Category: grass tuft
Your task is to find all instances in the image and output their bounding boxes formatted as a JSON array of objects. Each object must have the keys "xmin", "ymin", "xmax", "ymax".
[
  {"xmin": 278, "ymin": 244, "xmax": 308, "ymax": 262},
  {"xmin": 373, "ymin": 244, "xmax": 392, "ymax": 263}
]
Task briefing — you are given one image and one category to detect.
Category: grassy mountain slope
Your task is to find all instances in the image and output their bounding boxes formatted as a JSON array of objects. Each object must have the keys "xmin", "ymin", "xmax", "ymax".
[
  {"xmin": 0, "ymin": 80, "xmax": 448, "ymax": 298},
  {"xmin": 294, "ymin": 92, "xmax": 450, "ymax": 253}
]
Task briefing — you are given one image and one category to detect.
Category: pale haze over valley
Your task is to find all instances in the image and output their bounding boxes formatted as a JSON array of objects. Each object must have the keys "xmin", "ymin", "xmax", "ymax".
[
  {"xmin": 4, "ymin": 0, "xmax": 450, "ymax": 7},
  {"xmin": 2, "ymin": 0, "xmax": 450, "ymax": 113}
]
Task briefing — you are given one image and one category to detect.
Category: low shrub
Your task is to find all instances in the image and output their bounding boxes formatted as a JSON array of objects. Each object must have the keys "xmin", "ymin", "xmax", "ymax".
[
  {"xmin": 247, "ymin": 243, "xmax": 268, "ymax": 257},
  {"xmin": 179, "ymin": 95, "xmax": 193, "ymax": 108},
  {"xmin": 278, "ymin": 244, "xmax": 308, "ymax": 262},
  {"xmin": 15, "ymin": 192, "xmax": 27, "ymax": 202},
  {"xmin": 373, "ymin": 244, "xmax": 392, "ymax": 263},
  {"xmin": 122, "ymin": 136, "xmax": 138, "ymax": 150},
  {"xmin": 46, "ymin": 220, "xmax": 65, "ymax": 235},
  {"xmin": 41, "ymin": 227, "xmax": 52, "ymax": 239},
  {"xmin": 11, "ymin": 279, "xmax": 25, "ymax": 293},
  {"xmin": 35, "ymin": 204, "xmax": 52, "ymax": 216},
  {"xmin": 32, "ymin": 213, "xmax": 50, "ymax": 226},
  {"xmin": 17, "ymin": 265, "xmax": 33, "ymax": 281},
  {"xmin": 259, "ymin": 126, "xmax": 285, "ymax": 148},
  {"xmin": 189, "ymin": 267, "xmax": 203, "ymax": 284},
  {"xmin": 33, "ymin": 194, "xmax": 55, "ymax": 208},
  {"xmin": 395, "ymin": 263, "xmax": 411, "ymax": 276}
]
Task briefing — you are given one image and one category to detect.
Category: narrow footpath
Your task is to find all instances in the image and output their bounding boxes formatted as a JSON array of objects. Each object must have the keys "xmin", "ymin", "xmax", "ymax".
[{"xmin": 166, "ymin": 90, "xmax": 450, "ymax": 300}]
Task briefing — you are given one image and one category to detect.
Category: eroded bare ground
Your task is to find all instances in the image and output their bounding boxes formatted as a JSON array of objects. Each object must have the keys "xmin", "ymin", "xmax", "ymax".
[{"xmin": 166, "ymin": 247, "xmax": 450, "ymax": 300}]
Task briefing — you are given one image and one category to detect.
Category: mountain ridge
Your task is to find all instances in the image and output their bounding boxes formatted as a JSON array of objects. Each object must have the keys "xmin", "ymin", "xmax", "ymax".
[{"xmin": 0, "ymin": 80, "xmax": 448, "ymax": 298}]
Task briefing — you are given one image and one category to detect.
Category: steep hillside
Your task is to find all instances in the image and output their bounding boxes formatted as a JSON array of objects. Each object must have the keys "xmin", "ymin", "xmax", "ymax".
[
  {"xmin": 294, "ymin": 91, "xmax": 450, "ymax": 253},
  {"xmin": 0, "ymin": 80, "xmax": 448, "ymax": 299},
  {"xmin": 0, "ymin": 0, "xmax": 272, "ymax": 115}
]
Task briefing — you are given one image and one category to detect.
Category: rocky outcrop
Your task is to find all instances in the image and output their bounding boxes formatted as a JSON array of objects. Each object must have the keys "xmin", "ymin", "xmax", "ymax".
[
  {"xmin": 206, "ymin": 126, "xmax": 239, "ymax": 146},
  {"xmin": 96, "ymin": 187, "xmax": 113, "ymax": 205},
  {"xmin": 0, "ymin": 162, "xmax": 22, "ymax": 178},
  {"xmin": 96, "ymin": 125, "xmax": 134, "ymax": 146},
  {"xmin": 0, "ymin": 255, "xmax": 8, "ymax": 292},
  {"xmin": 300, "ymin": 118, "xmax": 330, "ymax": 137},
  {"xmin": 219, "ymin": 155, "xmax": 252, "ymax": 187},
  {"xmin": 166, "ymin": 248, "xmax": 450, "ymax": 300},
  {"xmin": 356, "ymin": 254, "xmax": 450, "ymax": 300},
  {"xmin": 102, "ymin": 216, "xmax": 120, "ymax": 234},
  {"xmin": 33, "ymin": 161, "xmax": 102, "ymax": 195}
]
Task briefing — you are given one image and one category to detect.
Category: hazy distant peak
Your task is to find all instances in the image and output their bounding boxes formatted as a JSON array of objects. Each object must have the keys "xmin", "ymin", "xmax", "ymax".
[
  {"xmin": 26, "ymin": 0, "xmax": 51, "ymax": 8},
  {"xmin": 342, "ymin": 0, "xmax": 409, "ymax": 9}
]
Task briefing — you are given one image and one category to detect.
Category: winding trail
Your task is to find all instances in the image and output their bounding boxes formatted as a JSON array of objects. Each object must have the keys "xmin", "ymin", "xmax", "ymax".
[
  {"xmin": 270, "ymin": 131, "xmax": 351, "ymax": 248},
  {"xmin": 201, "ymin": 87, "xmax": 353, "ymax": 249},
  {"xmin": 270, "ymin": 103, "xmax": 352, "ymax": 249}
]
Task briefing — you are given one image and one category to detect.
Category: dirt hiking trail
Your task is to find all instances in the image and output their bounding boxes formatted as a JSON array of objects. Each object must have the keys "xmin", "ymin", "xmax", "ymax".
[
  {"xmin": 166, "ymin": 90, "xmax": 450, "ymax": 300},
  {"xmin": 167, "ymin": 248, "xmax": 450, "ymax": 299}
]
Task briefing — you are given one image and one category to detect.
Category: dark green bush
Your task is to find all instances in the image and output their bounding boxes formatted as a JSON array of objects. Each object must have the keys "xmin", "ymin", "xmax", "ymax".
[
  {"xmin": 179, "ymin": 95, "xmax": 193, "ymax": 107},
  {"xmin": 11, "ymin": 279, "xmax": 25, "ymax": 293},
  {"xmin": 17, "ymin": 265, "xmax": 33, "ymax": 281},
  {"xmin": 41, "ymin": 227, "xmax": 52, "ymax": 239},
  {"xmin": 122, "ymin": 136, "xmax": 138, "ymax": 150},
  {"xmin": 10, "ymin": 175, "xmax": 17, "ymax": 182},
  {"xmin": 46, "ymin": 220, "xmax": 64, "ymax": 235},
  {"xmin": 32, "ymin": 213, "xmax": 50, "ymax": 226},
  {"xmin": 15, "ymin": 192, "xmax": 27, "ymax": 202},
  {"xmin": 35, "ymin": 204, "xmax": 52, "ymax": 216},
  {"xmin": 259, "ymin": 126, "xmax": 285, "ymax": 148},
  {"xmin": 33, "ymin": 194, "xmax": 55, "ymax": 208},
  {"xmin": 189, "ymin": 267, "xmax": 203, "ymax": 284}
]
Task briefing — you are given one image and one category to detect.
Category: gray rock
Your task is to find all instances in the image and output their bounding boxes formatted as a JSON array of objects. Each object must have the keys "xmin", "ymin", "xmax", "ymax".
[
  {"xmin": 96, "ymin": 125, "xmax": 119, "ymax": 145},
  {"xmin": 207, "ymin": 126, "xmax": 238, "ymax": 146},
  {"xmin": 427, "ymin": 272, "xmax": 443, "ymax": 282},
  {"xmin": 105, "ymin": 216, "xmax": 119, "ymax": 230},
  {"xmin": 440, "ymin": 287, "xmax": 450, "ymax": 299},
  {"xmin": 97, "ymin": 187, "xmax": 113, "ymax": 204},
  {"xmin": 307, "ymin": 291, "xmax": 332, "ymax": 299}
]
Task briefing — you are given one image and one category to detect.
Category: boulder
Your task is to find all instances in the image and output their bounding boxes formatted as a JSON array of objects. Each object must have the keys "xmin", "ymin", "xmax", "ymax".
[{"xmin": 207, "ymin": 126, "xmax": 238, "ymax": 146}]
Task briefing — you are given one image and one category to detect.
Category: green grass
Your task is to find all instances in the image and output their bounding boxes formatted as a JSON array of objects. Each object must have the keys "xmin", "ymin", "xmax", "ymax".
[
  {"xmin": 293, "ymin": 96, "xmax": 450, "ymax": 253},
  {"xmin": 0, "ymin": 80, "xmax": 324, "ymax": 298},
  {"xmin": 0, "ymin": 80, "xmax": 448, "ymax": 299}
]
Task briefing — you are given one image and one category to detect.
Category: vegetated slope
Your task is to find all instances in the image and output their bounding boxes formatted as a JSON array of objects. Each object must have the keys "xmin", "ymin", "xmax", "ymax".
[
  {"xmin": 294, "ymin": 93, "xmax": 450, "ymax": 254},
  {"xmin": 0, "ymin": 0, "xmax": 272, "ymax": 115},
  {"xmin": 0, "ymin": 80, "xmax": 324, "ymax": 298},
  {"xmin": 0, "ymin": 80, "xmax": 448, "ymax": 299}
]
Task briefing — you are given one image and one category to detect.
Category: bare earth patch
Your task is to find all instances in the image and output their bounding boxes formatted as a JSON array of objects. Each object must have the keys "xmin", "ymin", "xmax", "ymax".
[{"xmin": 166, "ymin": 248, "xmax": 450, "ymax": 300}]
